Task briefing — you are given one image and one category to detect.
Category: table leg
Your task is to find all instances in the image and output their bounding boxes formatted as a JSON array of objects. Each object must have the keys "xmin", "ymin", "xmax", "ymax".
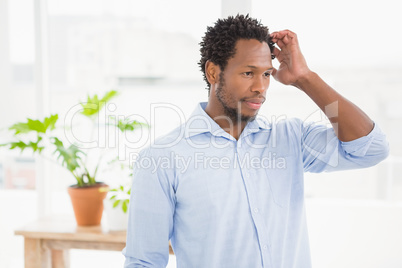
[
  {"xmin": 24, "ymin": 238, "xmax": 51, "ymax": 268},
  {"xmin": 169, "ymin": 244, "xmax": 174, "ymax": 255},
  {"xmin": 52, "ymin": 249, "xmax": 70, "ymax": 268}
]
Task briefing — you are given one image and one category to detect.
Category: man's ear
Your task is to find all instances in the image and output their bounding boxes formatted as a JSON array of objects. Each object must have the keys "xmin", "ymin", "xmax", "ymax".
[{"xmin": 205, "ymin": 60, "xmax": 220, "ymax": 85}]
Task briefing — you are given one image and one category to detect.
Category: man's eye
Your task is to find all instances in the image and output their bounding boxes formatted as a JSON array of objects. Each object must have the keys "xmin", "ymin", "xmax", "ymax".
[
  {"xmin": 264, "ymin": 72, "xmax": 271, "ymax": 77},
  {"xmin": 244, "ymin": 72, "xmax": 253, "ymax": 77}
]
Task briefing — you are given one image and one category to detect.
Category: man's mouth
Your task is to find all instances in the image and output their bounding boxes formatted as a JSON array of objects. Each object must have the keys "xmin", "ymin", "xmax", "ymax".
[{"xmin": 242, "ymin": 98, "xmax": 265, "ymax": 110}]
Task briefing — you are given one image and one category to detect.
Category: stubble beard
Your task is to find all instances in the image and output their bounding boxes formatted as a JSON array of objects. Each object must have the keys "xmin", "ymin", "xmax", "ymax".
[{"xmin": 215, "ymin": 72, "xmax": 257, "ymax": 125}]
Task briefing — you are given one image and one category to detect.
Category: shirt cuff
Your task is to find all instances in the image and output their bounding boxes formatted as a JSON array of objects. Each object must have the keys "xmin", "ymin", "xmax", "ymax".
[{"xmin": 339, "ymin": 122, "xmax": 379, "ymax": 157}]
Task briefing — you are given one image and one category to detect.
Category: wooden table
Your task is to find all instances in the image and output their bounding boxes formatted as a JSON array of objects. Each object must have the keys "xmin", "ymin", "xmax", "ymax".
[{"xmin": 15, "ymin": 216, "xmax": 174, "ymax": 268}]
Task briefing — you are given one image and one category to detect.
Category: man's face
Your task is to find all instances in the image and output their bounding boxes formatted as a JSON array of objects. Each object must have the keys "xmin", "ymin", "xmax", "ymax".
[{"xmin": 215, "ymin": 39, "xmax": 273, "ymax": 123}]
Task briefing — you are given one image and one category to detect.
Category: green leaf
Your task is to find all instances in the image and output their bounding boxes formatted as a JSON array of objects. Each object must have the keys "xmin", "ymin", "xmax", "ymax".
[
  {"xmin": 43, "ymin": 114, "xmax": 58, "ymax": 131},
  {"xmin": 9, "ymin": 114, "xmax": 58, "ymax": 135},
  {"xmin": 8, "ymin": 141, "xmax": 30, "ymax": 152},
  {"xmin": 52, "ymin": 137, "xmax": 84, "ymax": 172},
  {"xmin": 8, "ymin": 123, "xmax": 30, "ymax": 135},
  {"xmin": 113, "ymin": 199, "xmax": 121, "ymax": 208},
  {"xmin": 100, "ymin": 90, "xmax": 118, "ymax": 104},
  {"xmin": 3, "ymin": 136, "xmax": 44, "ymax": 153},
  {"xmin": 110, "ymin": 195, "xmax": 117, "ymax": 200},
  {"xmin": 80, "ymin": 90, "xmax": 118, "ymax": 118},
  {"xmin": 122, "ymin": 200, "xmax": 128, "ymax": 213},
  {"xmin": 116, "ymin": 118, "xmax": 149, "ymax": 132}
]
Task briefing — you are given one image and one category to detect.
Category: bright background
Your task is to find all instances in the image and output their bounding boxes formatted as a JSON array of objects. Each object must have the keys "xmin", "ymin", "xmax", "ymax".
[{"xmin": 0, "ymin": 0, "xmax": 401, "ymax": 267}]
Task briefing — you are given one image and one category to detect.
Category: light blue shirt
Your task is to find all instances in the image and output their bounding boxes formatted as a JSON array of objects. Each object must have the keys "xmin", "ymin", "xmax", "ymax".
[{"xmin": 123, "ymin": 102, "xmax": 389, "ymax": 268}]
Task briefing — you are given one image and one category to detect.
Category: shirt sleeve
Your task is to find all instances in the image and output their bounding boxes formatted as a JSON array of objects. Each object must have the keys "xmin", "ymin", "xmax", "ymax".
[
  {"xmin": 301, "ymin": 121, "xmax": 390, "ymax": 173},
  {"xmin": 123, "ymin": 147, "xmax": 176, "ymax": 268}
]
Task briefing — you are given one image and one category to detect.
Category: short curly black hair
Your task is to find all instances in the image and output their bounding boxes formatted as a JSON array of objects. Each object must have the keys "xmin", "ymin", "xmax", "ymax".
[{"xmin": 199, "ymin": 14, "xmax": 275, "ymax": 91}]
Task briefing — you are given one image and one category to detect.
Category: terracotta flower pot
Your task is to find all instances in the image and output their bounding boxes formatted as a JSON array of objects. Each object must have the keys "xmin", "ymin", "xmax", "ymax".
[{"xmin": 67, "ymin": 183, "xmax": 109, "ymax": 226}]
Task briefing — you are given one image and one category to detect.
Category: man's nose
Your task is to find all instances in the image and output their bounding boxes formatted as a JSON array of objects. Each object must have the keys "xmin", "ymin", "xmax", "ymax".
[{"xmin": 251, "ymin": 75, "xmax": 269, "ymax": 93}]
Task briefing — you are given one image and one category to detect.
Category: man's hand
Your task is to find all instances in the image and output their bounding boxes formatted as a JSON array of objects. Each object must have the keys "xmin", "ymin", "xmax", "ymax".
[
  {"xmin": 270, "ymin": 30, "xmax": 374, "ymax": 141},
  {"xmin": 270, "ymin": 30, "xmax": 311, "ymax": 88}
]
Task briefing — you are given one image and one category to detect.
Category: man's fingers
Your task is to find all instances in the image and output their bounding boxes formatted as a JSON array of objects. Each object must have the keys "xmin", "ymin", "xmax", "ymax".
[
  {"xmin": 271, "ymin": 29, "xmax": 296, "ymax": 39},
  {"xmin": 270, "ymin": 30, "xmax": 287, "ymax": 40},
  {"xmin": 283, "ymin": 34, "xmax": 291, "ymax": 45},
  {"xmin": 270, "ymin": 30, "xmax": 298, "ymax": 48},
  {"xmin": 276, "ymin": 39, "xmax": 286, "ymax": 50},
  {"xmin": 272, "ymin": 47, "xmax": 284, "ymax": 62}
]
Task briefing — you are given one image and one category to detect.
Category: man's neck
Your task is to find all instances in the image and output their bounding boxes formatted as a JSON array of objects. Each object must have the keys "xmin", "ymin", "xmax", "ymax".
[{"xmin": 204, "ymin": 101, "xmax": 248, "ymax": 140}]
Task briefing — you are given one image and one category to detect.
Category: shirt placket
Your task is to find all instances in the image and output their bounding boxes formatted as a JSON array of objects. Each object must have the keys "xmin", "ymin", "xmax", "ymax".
[{"xmin": 235, "ymin": 139, "xmax": 273, "ymax": 268}]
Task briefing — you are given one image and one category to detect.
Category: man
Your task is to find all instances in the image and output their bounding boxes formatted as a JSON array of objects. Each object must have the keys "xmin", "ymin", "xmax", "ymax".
[{"xmin": 123, "ymin": 14, "xmax": 389, "ymax": 267}]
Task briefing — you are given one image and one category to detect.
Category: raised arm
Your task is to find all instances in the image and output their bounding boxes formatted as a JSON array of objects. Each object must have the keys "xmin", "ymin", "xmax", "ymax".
[{"xmin": 270, "ymin": 30, "xmax": 373, "ymax": 142}]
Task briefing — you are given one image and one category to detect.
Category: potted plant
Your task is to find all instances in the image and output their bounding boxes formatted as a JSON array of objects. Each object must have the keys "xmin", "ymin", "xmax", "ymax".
[{"xmin": 0, "ymin": 90, "xmax": 147, "ymax": 226}]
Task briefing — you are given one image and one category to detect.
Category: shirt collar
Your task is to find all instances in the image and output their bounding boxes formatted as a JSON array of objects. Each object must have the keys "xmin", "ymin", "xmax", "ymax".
[{"xmin": 184, "ymin": 102, "xmax": 271, "ymax": 139}]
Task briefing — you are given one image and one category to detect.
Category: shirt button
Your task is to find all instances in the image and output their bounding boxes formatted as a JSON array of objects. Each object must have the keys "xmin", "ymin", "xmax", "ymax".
[
  {"xmin": 263, "ymin": 245, "xmax": 268, "ymax": 250},
  {"xmin": 246, "ymin": 173, "xmax": 250, "ymax": 178},
  {"xmin": 254, "ymin": 208, "xmax": 259, "ymax": 213}
]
